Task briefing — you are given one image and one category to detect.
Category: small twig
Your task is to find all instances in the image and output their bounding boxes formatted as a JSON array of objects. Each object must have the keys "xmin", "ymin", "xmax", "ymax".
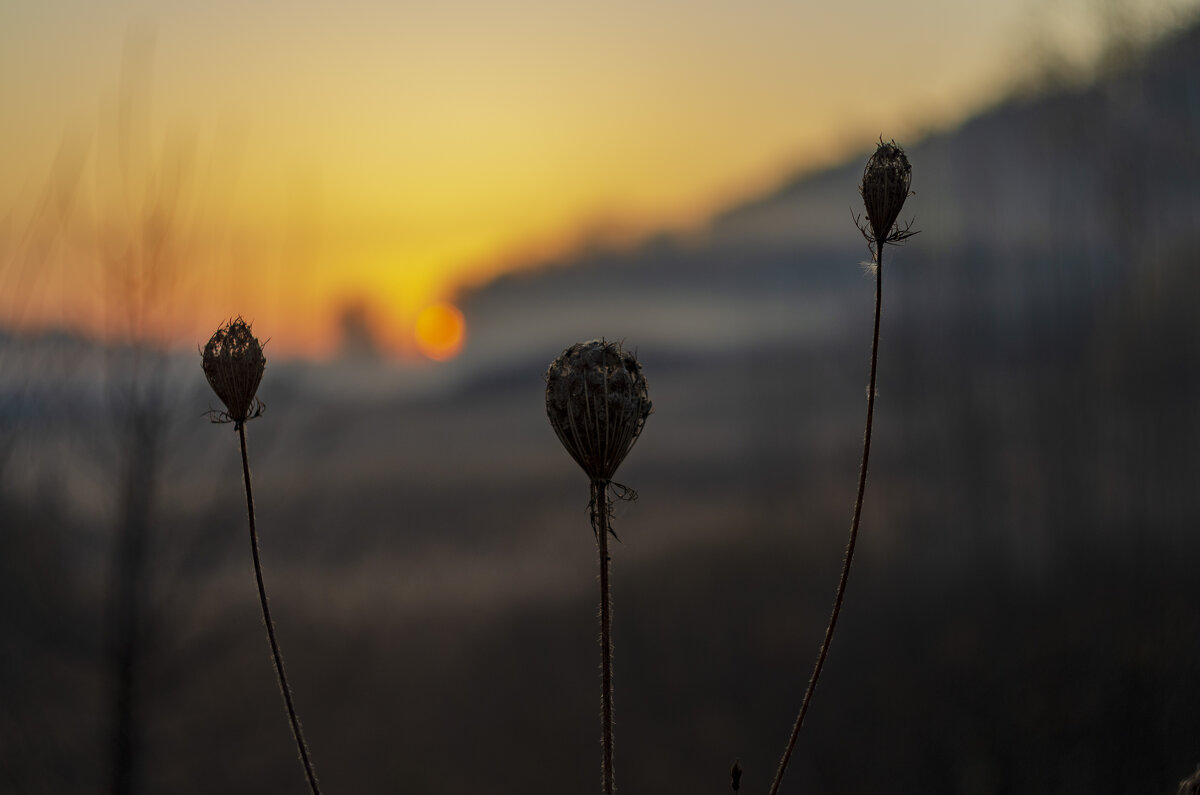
[
  {"xmin": 768, "ymin": 240, "xmax": 885, "ymax": 795},
  {"xmin": 239, "ymin": 423, "xmax": 322, "ymax": 795},
  {"xmin": 592, "ymin": 479, "xmax": 616, "ymax": 795}
]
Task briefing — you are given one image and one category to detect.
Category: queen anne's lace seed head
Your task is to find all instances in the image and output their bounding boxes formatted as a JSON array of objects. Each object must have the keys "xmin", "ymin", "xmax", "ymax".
[
  {"xmin": 860, "ymin": 139, "xmax": 914, "ymax": 246},
  {"xmin": 202, "ymin": 317, "xmax": 265, "ymax": 427},
  {"xmin": 545, "ymin": 339, "xmax": 652, "ymax": 482}
]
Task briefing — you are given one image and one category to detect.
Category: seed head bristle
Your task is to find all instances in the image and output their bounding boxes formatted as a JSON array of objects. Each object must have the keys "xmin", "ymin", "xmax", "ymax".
[
  {"xmin": 859, "ymin": 138, "xmax": 916, "ymax": 247},
  {"xmin": 545, "ymin": 339, "xmax": 652, "ymax": 482},
  {"xmin": 202, "ymin": 317, "xmax": 266, "ymax": 427}
]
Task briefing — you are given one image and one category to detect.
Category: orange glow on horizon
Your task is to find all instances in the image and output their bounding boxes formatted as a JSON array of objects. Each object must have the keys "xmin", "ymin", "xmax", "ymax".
[
  {"xmin": 5, "ymin": 0, "xmax": 1186, "ymax": 358},
  {"xmin": 414, "ymin": 303, "xmax": 466, "ymax": 362}
]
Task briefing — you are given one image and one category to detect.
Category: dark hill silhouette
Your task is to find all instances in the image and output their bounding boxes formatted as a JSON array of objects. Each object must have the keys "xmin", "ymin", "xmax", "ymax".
[{"xmin": 459, "ymin": 15, "xmax": 1200, "ymax": 379}]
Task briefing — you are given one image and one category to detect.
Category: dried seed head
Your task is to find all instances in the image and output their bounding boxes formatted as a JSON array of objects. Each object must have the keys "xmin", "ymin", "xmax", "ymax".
[
  {"xmin": 545, "ymin": 339, "xmax": 652, "ymax": 482},
  {"xmin": 202, "ymin": 317, "xmax": 265, "ymax": 427},
  {"xmin": 859, "ymin": 138, "xmax": 914, "ymax": 246}
]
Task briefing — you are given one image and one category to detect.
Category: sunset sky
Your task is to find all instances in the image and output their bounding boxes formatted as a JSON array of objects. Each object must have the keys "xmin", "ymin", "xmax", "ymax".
[{"xmin": 1, "ymin": 0, "xmax": 1194, "ymax": 358}]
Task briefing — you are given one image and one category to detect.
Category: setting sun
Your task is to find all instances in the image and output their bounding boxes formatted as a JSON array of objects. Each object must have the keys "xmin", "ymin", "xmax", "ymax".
[
  {"xmin": 414, "ymin": 303, "xmax": 466, "ymax": 362},
  {"xmin": 2, "ymin": 0, "xmax": 1189, "ymax": 358}
]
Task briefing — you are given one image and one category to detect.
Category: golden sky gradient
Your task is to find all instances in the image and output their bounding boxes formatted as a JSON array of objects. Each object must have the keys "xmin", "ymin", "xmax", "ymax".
[{"xmin": 1, "ymin": 0, "xmax": 1193, "ymax": 358}]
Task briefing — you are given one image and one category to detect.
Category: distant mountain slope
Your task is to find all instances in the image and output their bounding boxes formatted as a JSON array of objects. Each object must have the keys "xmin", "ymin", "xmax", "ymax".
[
  {"xmin": 458, "ymin": 17, "xmax": 1200, "ymax": 372},
  {"xmin": 716, "ymin": 17, "xmax": 1198, "ymax": 256}
]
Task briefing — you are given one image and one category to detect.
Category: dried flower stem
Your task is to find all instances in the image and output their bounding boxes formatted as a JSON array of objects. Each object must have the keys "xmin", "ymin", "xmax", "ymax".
[
  {"xmin": 591, "ymin": 479, "xmax": 616, "ymax": 795},
  {"xmin": 238, "ymin": 423, "xmax": 322, "ymax": 795},
  {"xmin": 545, "ymin": 339, "xmax": 651, "ymax": 794},
  {"xmin": 768, "ymin": 240, "xmax": 885, "ymax": 795}
]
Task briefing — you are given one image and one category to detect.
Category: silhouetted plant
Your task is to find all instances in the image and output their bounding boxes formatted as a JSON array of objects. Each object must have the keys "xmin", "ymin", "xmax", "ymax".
[
  {"xmin": 202, "ymin": 317, "xmax": 321, "ymax": 795},
  {"xmin": 768, "ymin": 139, "xmax": 916, "ymax": 795},
  {"xmin": 545, "ymin": 339, "xmax": 652, "ymax": 795}
]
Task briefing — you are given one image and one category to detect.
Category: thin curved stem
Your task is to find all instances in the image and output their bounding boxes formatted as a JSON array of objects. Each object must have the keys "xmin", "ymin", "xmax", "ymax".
[
  {"xmin": 768, "ymin": 243, "xmax": 884, "ymax": 795},
  {"xmin": 239, "ymin": 423, "xmax": 322, "ymax": 795},
  {"xmin": 591, "ymin": 479, "xmax": 616, "ymax": 795}
]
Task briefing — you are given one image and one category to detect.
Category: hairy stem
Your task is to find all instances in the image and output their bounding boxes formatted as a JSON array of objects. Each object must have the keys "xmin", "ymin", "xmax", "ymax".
[
  {"xmin": 591, "ymin": 479, "xmax": 615, "ymax": 795},
  {"xmin": 239, "ymin": 423, "xmax": 322, "ymax": 795},
  {"xmin": 768, "ymin": 243, "xmax": 884, "ymax": 795}
]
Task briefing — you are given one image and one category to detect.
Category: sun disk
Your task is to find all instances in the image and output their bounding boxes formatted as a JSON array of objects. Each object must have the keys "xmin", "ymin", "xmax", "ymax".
[{"xmin": 414, "ymin": 302, "xmax": 466, "ymax": 361}]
